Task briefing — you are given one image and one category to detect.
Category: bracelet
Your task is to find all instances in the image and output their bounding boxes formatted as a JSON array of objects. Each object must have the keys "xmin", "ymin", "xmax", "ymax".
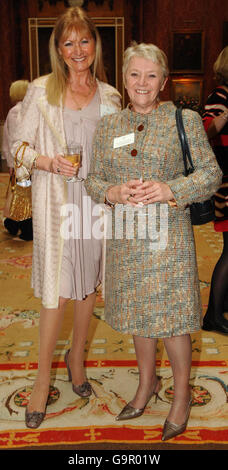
[
  {"xmin": 105, "ymin": 192, "xmax": 116, "ymax": 208},
  {"xmin": 14, "ymin": 141, "xmax": 29, "ymax": 169},
  {"xmin": 167, "ymin": 198, "xmax": 178, "ymax": 208},
  {"xmin": 32, "ymin": 155, "xmax": 38, "ymax": 170},
  {"xmin": 221, "ymin": 111, "xmax": 228, "ymax": 121}
]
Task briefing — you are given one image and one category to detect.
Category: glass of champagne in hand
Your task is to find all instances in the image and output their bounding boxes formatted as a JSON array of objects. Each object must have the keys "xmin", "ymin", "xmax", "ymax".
[{"xmin": 64, "ymin": 144, "xmax": 83, "ymax": 182}]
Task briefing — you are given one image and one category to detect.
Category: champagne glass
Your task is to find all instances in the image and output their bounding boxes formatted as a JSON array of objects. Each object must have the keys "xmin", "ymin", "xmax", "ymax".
[{"xmin": 63, "ymin": 144, "xmax": 83, "ymax": 182}]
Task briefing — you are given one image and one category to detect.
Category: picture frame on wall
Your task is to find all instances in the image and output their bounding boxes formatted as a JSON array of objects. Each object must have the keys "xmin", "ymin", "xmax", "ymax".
[
  {"xmin": 171, "ymin": 30, "xmax": 205, "ymax": 73},
  {"xmin": 223, "ymin": 22, "xmax": 228, "ymax": 48},
  {"xmin": 171, "ymin": 78, "xmax": 203, "ymax": 113}
]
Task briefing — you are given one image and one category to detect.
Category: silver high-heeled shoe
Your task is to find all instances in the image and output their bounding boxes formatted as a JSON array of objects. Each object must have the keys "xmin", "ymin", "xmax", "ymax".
[
  {"xmin": 25, "ymin": 406, "xmax": 47, "ymax": 429},
  {"xmin": 115, "ymin": 376, "xmax": 162, "ymax": 421},
  {"xmin": 162, "ymin": 396, "xmax": 192, "ymax": 441},
  {"xmin": 64, "ymin": 349, "xmax": 92, "ymax": 398}
]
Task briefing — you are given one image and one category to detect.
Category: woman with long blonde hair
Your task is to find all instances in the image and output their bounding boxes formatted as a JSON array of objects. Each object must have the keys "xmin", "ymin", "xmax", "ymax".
[{"xmin": 12, "ymin": 6, "xmax": 121, "ymax": 429}]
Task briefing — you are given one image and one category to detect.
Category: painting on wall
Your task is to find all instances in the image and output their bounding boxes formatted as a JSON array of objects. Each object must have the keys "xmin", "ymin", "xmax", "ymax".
[
  {"xmin": 171, "ymin": 78, "xmax": 203, "ymax": 114},
  {"xmin": 223, "ymin": 22, "xmax": 228, "ymax": 48},
  {"xmin": 171, "ymin": 30, "xmax": 204, "ymax": 73}
]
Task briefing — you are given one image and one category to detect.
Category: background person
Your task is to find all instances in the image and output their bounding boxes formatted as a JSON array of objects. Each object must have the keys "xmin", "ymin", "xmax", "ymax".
[
  {"xmin": 85, "ymin": 42, "xmax": 222, "ymax": 441},
  {"xmin": 202, "ymin": 46, "xmax": 228, "ymax": 334},
  {"xmin": 12, "ymin": 6, "xmax": 121, "ymax": 429},
  {"xmin": 2, "ymin": 80, "xmax": 33, "ymax": 241}
]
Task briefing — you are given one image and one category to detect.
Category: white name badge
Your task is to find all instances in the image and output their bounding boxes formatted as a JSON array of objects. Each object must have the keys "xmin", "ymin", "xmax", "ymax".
[{"xmin": 113, "ymin": 132, "xmax": 135, "ymax": 149}]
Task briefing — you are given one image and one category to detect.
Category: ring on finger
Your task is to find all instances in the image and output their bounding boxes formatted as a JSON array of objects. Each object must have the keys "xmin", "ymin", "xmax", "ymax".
[{"xmin": 57, "ymin": 167, "xmax": 61, "ymax": 173}]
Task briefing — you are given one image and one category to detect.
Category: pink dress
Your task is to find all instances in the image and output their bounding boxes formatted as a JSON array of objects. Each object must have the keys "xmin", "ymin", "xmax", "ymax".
[{"xmin": 59, "ymin": 91, "xmax": 103, "ymax": 300}]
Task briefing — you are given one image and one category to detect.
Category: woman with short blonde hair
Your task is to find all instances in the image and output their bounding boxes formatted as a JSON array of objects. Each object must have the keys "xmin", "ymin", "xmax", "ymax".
[
  {"xmin": 86, "ymin": 42, "xmax": 222, "ymax": 441},
  {"xmin": 122, "ymin": 41, "xmax": 169, "ymax": 86}
]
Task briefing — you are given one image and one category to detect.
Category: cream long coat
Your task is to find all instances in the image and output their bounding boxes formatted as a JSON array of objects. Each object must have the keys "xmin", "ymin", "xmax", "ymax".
[
  {"xmin": 2, "ymin": 102, "xmax": 22, "ymax": 167},
  {"xmin": 11, "ymin": 75, "xmax": 121, "ymax": 308}
]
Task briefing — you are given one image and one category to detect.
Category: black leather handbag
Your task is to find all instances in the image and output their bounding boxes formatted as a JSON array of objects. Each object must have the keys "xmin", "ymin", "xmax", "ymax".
[{"xmin": 175, "ymin": 107, "xmax": 215, "ymax": 225}]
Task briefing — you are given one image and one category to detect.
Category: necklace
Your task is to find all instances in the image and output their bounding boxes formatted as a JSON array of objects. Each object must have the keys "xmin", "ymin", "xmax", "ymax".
[{"xmin": 68, "ymin": 80, "xmax": 96, "ymax": 110}]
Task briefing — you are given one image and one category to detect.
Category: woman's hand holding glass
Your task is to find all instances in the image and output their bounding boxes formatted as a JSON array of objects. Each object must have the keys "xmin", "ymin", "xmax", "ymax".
[
  {"xmin": 63, "ymin": 145, "xmax": 83, "ymax": 182},
  {"xmin": 51, "ymin": 149, "xmax": 81, "ymax": 181}
]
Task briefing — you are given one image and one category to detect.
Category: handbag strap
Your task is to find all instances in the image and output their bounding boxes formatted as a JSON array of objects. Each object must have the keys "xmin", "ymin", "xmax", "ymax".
[{"xmin": 175, "ymin": 107, "xmax": 194, "ymax": 175}]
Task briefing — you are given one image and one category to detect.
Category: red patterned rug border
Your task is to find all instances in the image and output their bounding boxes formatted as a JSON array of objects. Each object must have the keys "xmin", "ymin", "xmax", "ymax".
[
  {"xmin": 0, "ymin": 359, "xmax": 227, "ymax": 371},
  {"xmin": 0, "ymin": 425, "xmax": 228, "ymax": 448}
]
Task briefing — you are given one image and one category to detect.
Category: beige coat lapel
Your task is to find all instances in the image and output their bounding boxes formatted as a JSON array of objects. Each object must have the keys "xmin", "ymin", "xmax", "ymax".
[{"xmin": 37, "ymin": 95, "xmax": 66, "ymax": 151}]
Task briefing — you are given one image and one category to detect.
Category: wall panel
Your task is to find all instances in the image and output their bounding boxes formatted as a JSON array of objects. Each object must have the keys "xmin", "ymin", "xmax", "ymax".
[{"xmin": 1, "ymin": 0, "xmax": 228, "ymax": 120}]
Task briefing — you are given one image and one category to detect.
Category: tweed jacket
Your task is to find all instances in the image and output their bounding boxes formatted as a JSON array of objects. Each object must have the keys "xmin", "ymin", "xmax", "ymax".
[
  {"xmin": 11, "ymin": 75, "xmax": 121, "ymax": 308},
  {"xmin": 85, "ymin": 103, "xmax": 222, "ymax": 337}
]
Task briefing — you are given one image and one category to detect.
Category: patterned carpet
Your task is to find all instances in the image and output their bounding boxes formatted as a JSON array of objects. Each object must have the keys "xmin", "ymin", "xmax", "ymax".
[{"xmin": 0, "ymin": 172, "xmax": 227, "ymax": 450}]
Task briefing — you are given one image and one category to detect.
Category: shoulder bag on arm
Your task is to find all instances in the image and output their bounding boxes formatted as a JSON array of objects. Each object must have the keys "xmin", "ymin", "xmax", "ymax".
[{"xmin": 175, "ymin": 107, "xmax": 215, "ymax": 225}]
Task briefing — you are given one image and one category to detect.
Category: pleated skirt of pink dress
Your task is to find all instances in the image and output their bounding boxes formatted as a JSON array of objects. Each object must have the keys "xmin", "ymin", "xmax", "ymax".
[{"xmin": 59, "ymin": 91, "xmax": 103, "ymax": 300}]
